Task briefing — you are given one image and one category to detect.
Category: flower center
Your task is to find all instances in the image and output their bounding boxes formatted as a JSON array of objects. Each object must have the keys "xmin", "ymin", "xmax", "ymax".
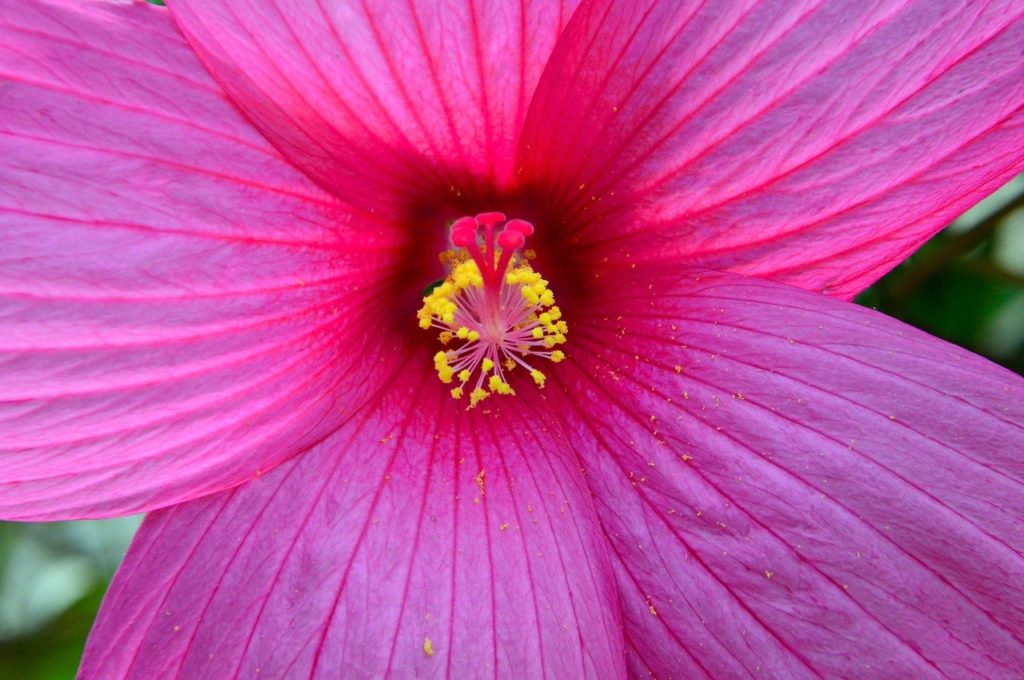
[{"xmin": 418, "ymin": 212, "xmax": 568, "ymax": 409}]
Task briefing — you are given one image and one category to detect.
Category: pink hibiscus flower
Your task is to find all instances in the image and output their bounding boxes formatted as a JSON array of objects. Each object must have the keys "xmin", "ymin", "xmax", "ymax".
[{"xmin": 3, "ymin": 0, "xmax": 1024, "ymax": 676}]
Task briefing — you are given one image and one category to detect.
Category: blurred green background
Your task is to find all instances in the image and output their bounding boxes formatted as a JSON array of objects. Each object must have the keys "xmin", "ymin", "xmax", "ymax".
[
  {"xmin": 1, "ymin": 176, "xmax": 1023, "ymax": 678},
  {"xmin": 858, "ymin": 176, "xmax": 1024, "ymax": 375}
]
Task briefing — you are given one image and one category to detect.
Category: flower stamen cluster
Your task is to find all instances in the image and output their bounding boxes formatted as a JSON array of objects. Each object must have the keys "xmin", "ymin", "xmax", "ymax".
[{"xmin": 417, "ymin": 213, "xmax": 567, "ymax": 408}]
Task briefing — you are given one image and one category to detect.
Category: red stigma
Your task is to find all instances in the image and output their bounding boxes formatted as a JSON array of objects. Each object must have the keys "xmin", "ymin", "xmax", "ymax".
[{"xmin": 448, "ymin": 214, "xmax": 535, "ymax": 287}]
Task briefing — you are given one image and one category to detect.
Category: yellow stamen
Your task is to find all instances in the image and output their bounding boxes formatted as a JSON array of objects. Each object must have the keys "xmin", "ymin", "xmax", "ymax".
[
  {"xmin": 469, "ymin": 387, "xmax": 490, "ymax": 408},
  {"xmin": 417, "ymin": 218, "xmax": 568, "ymax": 409},
  {"xmin": 488, "ymin": 375, "xmax": 513, "ymax": 394}
]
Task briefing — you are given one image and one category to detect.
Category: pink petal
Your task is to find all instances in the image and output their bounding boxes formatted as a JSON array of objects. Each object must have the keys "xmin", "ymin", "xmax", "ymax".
[
  {"xmin": 559, "ymin": 267, "xmax": 1024, "ymax": 677},
  {"xmin": 0, "ymin": 0, "xmax": 402, "ymax": 520},
  {"xmin": 167, "ymin": 0, "xmax": 581, "ymax": 216},
  {"xmin": 79, "ymin": 372, "xmax": 625, "ymax": 679},
  {"xmin": 520, "ymin": 0, "xmax": 1024, "ymax": 298}
]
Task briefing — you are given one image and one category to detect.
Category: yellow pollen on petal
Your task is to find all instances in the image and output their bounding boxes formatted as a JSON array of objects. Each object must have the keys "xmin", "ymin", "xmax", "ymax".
[{"xmin": 482, "ymin": 358, "xmax": 494, "ymax": 372}]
